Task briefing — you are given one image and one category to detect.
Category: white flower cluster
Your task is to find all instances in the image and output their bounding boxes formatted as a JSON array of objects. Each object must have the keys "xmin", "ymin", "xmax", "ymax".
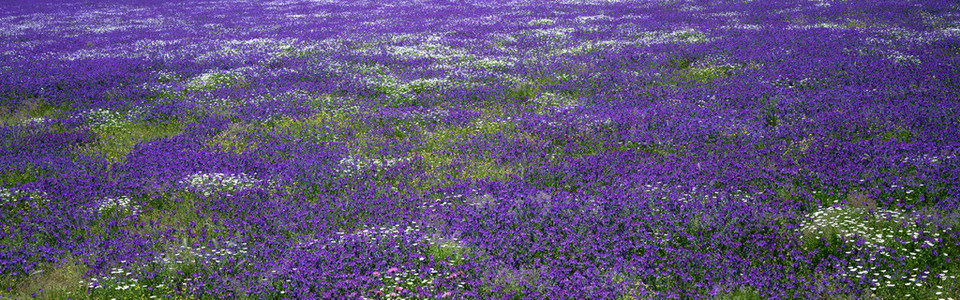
[
  {"xmin": 84, "ymin": 265, "xmax": 134, "ymax": 289},
  {"xmin": 297, "ymin": 223, "xmax": 431, "ymax": 250},
  {"xmin": 530, "ymin": 27, "xmax": 575, "ymax": 39},
  {"xmin": 799, "ymin": 206, "xmax": 942, "ymax": 251},
  {"xmin": 575, "ymin": 14, "xmax": 612, "ymax": 23},
  {"xmin": 367, "ymin": 264, "xmax": 467, "ymax": 299},
  {"xmin": 184, "ymin": 68, "xmax": 249, "ymax": 91},
  {"xmin": 900, "ymin": 153, "xmax": 957, "ymax": 165},
  {"xmin": 634, "ymin": 28, "xmax": 711, "ymax": 45},
  {"xmin": 398, "ymin": 107, "xmax": 450, "ymax": 125},
  {"xmin": 83, "ymin": 108, "xmax": 129, "ymax": 128},
  {"xmin": 788, "ymin": 22, "xmax": 846, "ymax": 30},
  {"xmin": 387, "ymin": 42, "xmax": 471, "ymax": 62},
  {"xmin": 680, "ymin": 5, "xmax": 706, "ymax": 12},
  {"xmin": 367, "ymin": 76, "xmax": 455, "ymax": 100},
  {"xmin": 152, "ymin": 241, "xmax": 249, "ymax": 266},
  {"xmin": 0, "ymin": 187, "xmax": 47, "ymax": 205},
  {"xmin": 572, "ymin": 114, "xmax": 614, "ymax": 133},
  {"xmin": 551, "ymin": 39, "xmax": 628, "ymax": 56},
  {"xmin": 337, "ymin": 156, "xmax": 410, "ymax": 177},
  {"xmin": 886, "ymin": 50, "xmax": 922, "ymax": 65},
  {"xmin": 527, "ymin": 18, "xmax": 555, "ymax": 26},
  {"xmin": 178, "ymin": 172, "xmax": 265, "ymax": 196},
  {"xmin": 627, "ymin": 182, "xmax": 762, "ymax": 206},
  {"xmin": 21, "ymin": 117, "xmax": 47, "ymax": 126},
  {"xmin": 842, "ymin": 261, "xmax": 955, "ymax": 296},
  {"xmin": 94, "ymin": 196, "xmax": 141, "ymax": 215},
  {"xmin": 530, "ymin": 92, "xmax": 582, "ymax": 115},
  {"xmin": 472, "ymin": 57, "xmax": 517, "ymax": 70},
  {"xmin": 153, "ymin": 70, "xmax": 179, "ymax": 83},
  {"xmin": 723, "ymin": 24, "xmax": 763, "ymax": 31},
  {"xmin": 85, "ymin": 240, "xmax": 249, "ymax": 293}
]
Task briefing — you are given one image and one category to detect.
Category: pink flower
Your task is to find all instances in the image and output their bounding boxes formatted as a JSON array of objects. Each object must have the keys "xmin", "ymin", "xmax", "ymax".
[
  {"xmin": 395, "ymin": 286, "xmax": 404, "ymax": 292},
  {"xmin": 440, "ymin": 291, "xmax": 453, "ymax": 298},
  {"xmin": 387, "ymin": 267, "xmax": 399, "ymax": 273},
  {"xmin": 372, "ymin": 271, "xmax": 380, "ymax": 277}
]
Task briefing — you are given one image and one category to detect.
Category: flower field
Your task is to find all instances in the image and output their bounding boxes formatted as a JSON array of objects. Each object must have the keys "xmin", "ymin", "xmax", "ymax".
[{"xmin": 1, "ymin": 0, "xmax": 959, "ymax": 298}]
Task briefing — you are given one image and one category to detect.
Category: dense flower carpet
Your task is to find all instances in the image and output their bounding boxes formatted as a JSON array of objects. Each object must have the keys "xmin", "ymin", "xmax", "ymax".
[{"xmin": 1, "ymin": 0, "xmax": 959, "ymax": 298}]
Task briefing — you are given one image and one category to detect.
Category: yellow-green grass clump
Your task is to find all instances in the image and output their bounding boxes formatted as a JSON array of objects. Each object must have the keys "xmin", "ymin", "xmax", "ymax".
[
  {"xmin": 206, "ymin": 94, "xmax": 357, "ymax": 154},
  {"xmin": 611, "ymin": 272, "xmax": 655, "ymax": 300},
  {"xmin": 0, "ymin": 98, "xmax": 63, "ymax": 125},
  {"xmin": 0, "ymin": 257, "xmax": 88, "ymax": 300},
  {"xmin": 76, "ymin": 116, "xmax": 186, "ymax": 163},
  {"xmin": 206, "ymin": 121, "xmax": 254, "ymax": 154},
  {"xmin": 407, "ymin": 117, "xmax": 519, "ymax": 191}
]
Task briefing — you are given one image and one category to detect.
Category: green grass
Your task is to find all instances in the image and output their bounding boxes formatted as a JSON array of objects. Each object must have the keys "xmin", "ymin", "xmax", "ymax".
[
  {"xmin": 657, "ymin": 65, "xmax": 735, "ymax": 86},
  {"xmin": 0, "ymin": 164, "xmax": 49, "ymax": 188},
  {"xmin": 76, "ymin": 119, "xmax": 186, "ymax": 163},
  {"xmin": 477, "ymin": 266, "xmax": 545, "ymax": 299},
  {"xmin": 712, "ymin": 287, "xmax": 764, "ymax": 300},
  {"xmin": 0, "ymin": 257, "xmax": 89, "ymax": 300},
  {"xmin": 205, "ymin": 122, "xmax": 255, "ymax": 154},
  {"xmin": 402, "ymin": 116, "xmax": 518, "ymax": 192},
  {"xmin": 611, "ymin": 273, "xmax": 654, "ymax": 300},
  {"xmin": 205, "ymin": 95, "xmax": 358, "ymax": 154},
  {"xmin": 0, "ymin": 98, "xmax": 65, "ymax": 126}
]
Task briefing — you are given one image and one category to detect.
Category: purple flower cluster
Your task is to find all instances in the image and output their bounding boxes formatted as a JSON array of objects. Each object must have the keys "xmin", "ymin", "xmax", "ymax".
[{"xmin": 1, "ymin": 0, "xmax": 959, "ymax": 299}]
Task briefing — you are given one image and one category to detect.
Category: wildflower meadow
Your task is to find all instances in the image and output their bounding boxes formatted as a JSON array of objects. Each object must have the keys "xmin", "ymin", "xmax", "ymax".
[{"xmin": 1, "ymin": 0, "xmax": 959, "ymax": 299}]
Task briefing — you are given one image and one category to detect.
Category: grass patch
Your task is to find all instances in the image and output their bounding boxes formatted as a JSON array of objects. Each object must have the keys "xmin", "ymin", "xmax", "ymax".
[
  {"xmin": 678, "ymin": 67, "xmax": 727, "ymax": 83},
  {"xmin": 0, "ymin": 257, "xmax": 88, "ymax": 300},
  {"xmin": 205, "ymin": 94, "xmax": 358, "ymax": 154},
  {"xmin": 878, "ymin": 125, "xmax": 915, "ymax": 142},
  {"xmin": 612, "ymin": 272, "xmax": 653, "ymax": 300},
  {"xmin": 404, "ymin": 118, "xmax": 518, "ymax": 191},
  {"xmin": 478, "ymin": 266, "xmax": 546, "ymax": 299},
  {"xmin": 712, "ymin": 287, "xmax": 764, "ymax": 300},
  {"xmin": 0, "ymin": 164, "xmax": 49, "ymax": 188},
  {"xmin": 657, "ymin": 65, "xmax": 737, "ymax": 86},
  {"xmin": 76, "ymin": 119, "xmax": 186, "ymax": 163},
  {"xmin": 0, "ymin": 98, "xmax": 64, "ymax": 126},
  {"xmin": 206, "ymin": 122, "xmax": 254, "ymax": 154}
]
